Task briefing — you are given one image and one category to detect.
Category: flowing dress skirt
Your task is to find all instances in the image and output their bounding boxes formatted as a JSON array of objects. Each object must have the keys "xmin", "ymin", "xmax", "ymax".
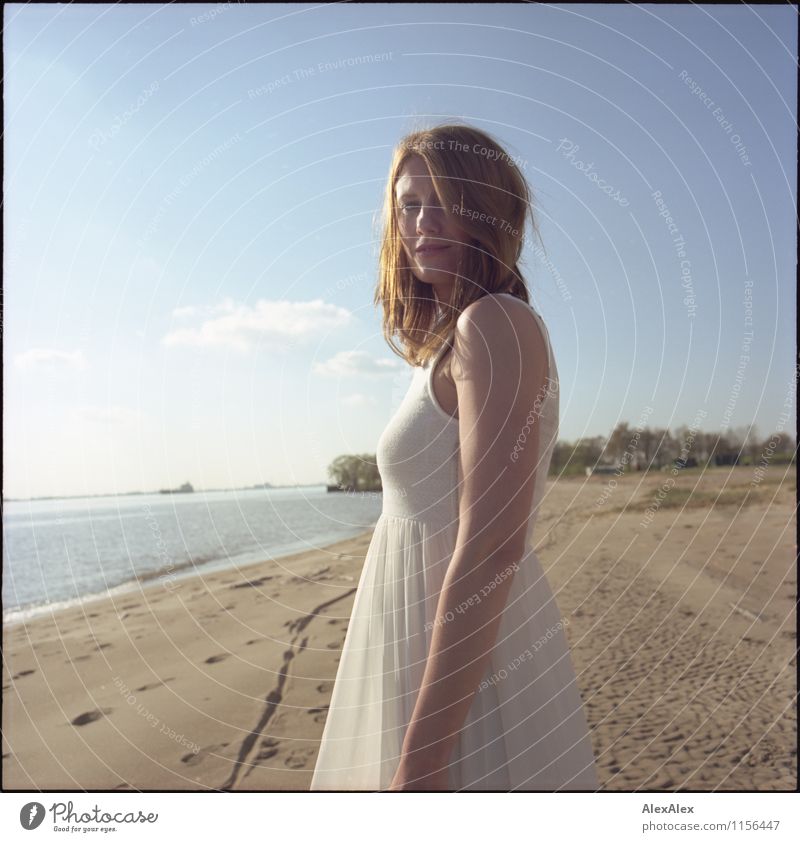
[{"xmin": 310, "ymin": 512, "xmax": 599, "ymax": 791}]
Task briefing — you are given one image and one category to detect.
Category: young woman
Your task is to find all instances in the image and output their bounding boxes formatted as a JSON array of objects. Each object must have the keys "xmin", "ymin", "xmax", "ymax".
[{"xmin": 310, "ymin": 123, "xmax": 599, "ymax": 792}]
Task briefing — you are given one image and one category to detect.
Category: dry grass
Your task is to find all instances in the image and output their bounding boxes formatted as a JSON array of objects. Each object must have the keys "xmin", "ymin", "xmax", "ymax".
[{"xmin": 595, "ymin": 464, "xmax": 795, "ymax": 516}]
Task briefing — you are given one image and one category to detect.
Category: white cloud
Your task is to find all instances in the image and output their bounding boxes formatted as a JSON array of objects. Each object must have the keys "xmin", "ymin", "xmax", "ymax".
[
  {"xmin": 14, "ymin": 348, "xmax": 87, "ymax": 370},
  {"xmin": 163, "ymin": 298, "xmax": 352, "ymax": 351},
  {"xmin": 313, "ymin": 350, "xmax": 403, "ymax": 377}
]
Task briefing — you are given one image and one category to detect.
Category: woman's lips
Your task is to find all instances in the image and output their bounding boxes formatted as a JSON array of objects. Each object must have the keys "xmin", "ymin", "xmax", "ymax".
[{"xmin": 416, "ymin": 245, "xmax": 450, "ymax": 254}]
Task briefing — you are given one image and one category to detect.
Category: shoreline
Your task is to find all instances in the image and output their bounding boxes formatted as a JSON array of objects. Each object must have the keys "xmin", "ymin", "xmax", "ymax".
[{"xmin": 2, "ymin": 524, "xmax": 378, "ymax": 630}]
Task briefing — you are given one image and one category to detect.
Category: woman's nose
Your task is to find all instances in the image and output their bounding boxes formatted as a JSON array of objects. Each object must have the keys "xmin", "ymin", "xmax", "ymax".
[{"xmin": 416, "ymin": 203, "xmax": 444, "ymax": 234}]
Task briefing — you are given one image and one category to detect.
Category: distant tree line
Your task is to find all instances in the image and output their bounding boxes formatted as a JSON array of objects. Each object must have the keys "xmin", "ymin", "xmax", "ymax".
[
  {"xmin": 327, "ymin": 453, "xmax": 382, "ymax": 492},
  {"xmin": 551, "ymin": 423, "xmax": 796, "ymax": 476},
  {"xmin": 327, "ymin": 424, "xmax": 795, "ymax": 490}
]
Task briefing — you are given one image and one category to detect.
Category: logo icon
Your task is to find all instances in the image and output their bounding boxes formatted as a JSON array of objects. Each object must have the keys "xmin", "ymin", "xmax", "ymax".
[{"xmin": 20, "ymin": 802, "xmax": 46, "ymax": 830}]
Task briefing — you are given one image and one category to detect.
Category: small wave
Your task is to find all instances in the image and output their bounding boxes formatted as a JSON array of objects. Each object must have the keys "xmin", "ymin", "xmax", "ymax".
[
  {"xmin": 3, "ymin": 526, "xmax": 376, "ymax": 628},
  {"xmin": 3, "ymin": 580, "xmax": 146, "ymax": 628},
  {"xmin": 134, "ymin": 555, "xmax": 212, "ymax": 584}
]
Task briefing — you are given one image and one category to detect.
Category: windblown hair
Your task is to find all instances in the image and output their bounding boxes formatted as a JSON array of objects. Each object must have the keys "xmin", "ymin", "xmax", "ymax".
[{"xmin": 374, "ymin": 122, "xmax": 542, "ymax": 366}]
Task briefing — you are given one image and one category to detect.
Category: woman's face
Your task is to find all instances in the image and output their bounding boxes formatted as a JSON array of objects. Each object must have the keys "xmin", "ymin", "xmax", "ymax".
[{"xmin": 395, "ymin": 155, "xmax": 472, "ymax": 304}]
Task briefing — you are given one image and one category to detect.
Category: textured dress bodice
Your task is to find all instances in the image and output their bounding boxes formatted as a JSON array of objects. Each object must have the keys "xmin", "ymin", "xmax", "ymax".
[{"xmin": 377, "ymin": 293, "xmax": 559, "ymax": 546}]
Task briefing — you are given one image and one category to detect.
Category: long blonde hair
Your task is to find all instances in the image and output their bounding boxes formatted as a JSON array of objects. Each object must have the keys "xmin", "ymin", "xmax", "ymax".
[{"xmin": 374, "ymin": 122, "xmax": 541, "ymax": 366}]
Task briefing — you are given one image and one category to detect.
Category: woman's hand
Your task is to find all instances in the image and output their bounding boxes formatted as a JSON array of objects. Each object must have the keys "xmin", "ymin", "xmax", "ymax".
[{"xmin": 387, "ymin": 760, "xmax": 450, "ymax": 791}]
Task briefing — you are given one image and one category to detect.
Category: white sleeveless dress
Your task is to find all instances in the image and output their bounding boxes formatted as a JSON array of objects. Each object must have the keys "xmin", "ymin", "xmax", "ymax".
[{"xmin": 310, "ymin": 293, "xmax": 599, "ymax": 791}]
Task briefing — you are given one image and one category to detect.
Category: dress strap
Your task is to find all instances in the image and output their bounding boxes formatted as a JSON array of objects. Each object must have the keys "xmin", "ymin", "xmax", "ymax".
[
  {"xmin": 425, "ymin": 328, "xmax": 459, "ymax": 423},
  {"xmin": 526, "ymin": 306, "xmax": 553, "ymax": 386},
  {"xmin": 427, "ymin": 327, "xmax": 455, "ymax": 368}
]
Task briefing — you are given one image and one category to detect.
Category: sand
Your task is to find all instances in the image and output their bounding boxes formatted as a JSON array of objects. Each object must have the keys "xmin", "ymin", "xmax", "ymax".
[{"xmin": 3, "ymin": 464, "xmax": 796, "ymax": 791}]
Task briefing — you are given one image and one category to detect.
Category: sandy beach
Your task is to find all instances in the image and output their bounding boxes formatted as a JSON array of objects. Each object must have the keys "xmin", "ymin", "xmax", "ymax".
[{"xmin": 3, "ymin": 464, "xmax": 795, "ymax": 791}]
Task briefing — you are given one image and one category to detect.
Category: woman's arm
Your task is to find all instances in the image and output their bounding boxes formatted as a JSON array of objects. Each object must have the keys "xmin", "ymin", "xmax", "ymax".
[{"xmin": 389, "ymin": 295, "xmax": 550, "ymax": 790}]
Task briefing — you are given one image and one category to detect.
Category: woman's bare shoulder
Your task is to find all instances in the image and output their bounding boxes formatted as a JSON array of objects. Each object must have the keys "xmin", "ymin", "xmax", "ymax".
[{"xmin": 454, "ymin": 293, "xmax": 545, "ymax": 359}]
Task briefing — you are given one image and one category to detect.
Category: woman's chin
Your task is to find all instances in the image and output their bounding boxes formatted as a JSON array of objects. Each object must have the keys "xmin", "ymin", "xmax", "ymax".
[{"xmin": 414, "ymin": 268, "xmax": 455, "ymax": 288}]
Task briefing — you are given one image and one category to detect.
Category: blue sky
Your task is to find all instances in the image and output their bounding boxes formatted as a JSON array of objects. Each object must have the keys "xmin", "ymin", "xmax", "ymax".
[{"xmin": 4, "ymin": 2, "xmax": 796, "ymax": 498}]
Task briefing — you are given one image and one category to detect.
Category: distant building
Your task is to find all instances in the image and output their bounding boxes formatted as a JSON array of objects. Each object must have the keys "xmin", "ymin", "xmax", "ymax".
[
  {"xmin": 159, "ymin": 481, "xmax": 194, "ymax": 494},
  {"xmin": 585, "ymin": 464, "xmax": 619, "ymax": 476}
]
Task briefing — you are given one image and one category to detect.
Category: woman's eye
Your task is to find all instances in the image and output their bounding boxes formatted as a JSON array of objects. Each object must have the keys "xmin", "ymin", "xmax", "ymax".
[{"xmin": 400, "ymin": 203, "xmax": 419, "ymax": 212}]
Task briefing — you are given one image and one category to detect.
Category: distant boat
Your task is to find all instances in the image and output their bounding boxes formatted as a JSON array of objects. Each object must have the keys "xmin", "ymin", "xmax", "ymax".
[
  {"xmin": 159, "ymin": 481, "xmax": 195, "ymax": 494},
  {"xmin": 326, "ymin": 484, "xmax": 382, "ymax": 493}
]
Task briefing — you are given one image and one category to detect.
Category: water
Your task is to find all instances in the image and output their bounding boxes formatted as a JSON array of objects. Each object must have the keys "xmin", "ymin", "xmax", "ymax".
[{"xmin": 2, "ymin": 486, "xmax": 382, "ymax": 625}]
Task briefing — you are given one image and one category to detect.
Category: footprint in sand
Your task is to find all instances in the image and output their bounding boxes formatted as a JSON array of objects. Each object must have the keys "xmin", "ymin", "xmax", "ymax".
[
  {"xmin": 67, "ymin": 655, "xmax": 91, "ymax": 663},
  {"xmin": 230, "ymin": 576, "xmax": 274, "ymax": 590},
  {"xmin": 12, "ymin": 669, "xmax": 35, "ymax": 679},
  {"xmin": 284, "ymin": 747, "xmax": 315, "ymax": 769},
  {"xmin": 181, "ymin": 742, "xmax": 229, "ymax": 765},
  {"xmin": 71, "ymin": 708, "xmax": 111, "ymax": 726},
  {"xmin": 135, "ymin": 678, "xmax": 175, "ymax": 692},
  {"xmin": 204, "ymin": 654, "xmax": 229, "ymax": 664},
  {"xmin": 316, "ymin": 682, "xmax": 331, "ymax": 694},
  {"xmin": 307, "ymin": 705, "xmax": 329, "ymax": 724},
  {"xmin": 255, "ymin": 738, "xmax": 280, "ymax": 761}
]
